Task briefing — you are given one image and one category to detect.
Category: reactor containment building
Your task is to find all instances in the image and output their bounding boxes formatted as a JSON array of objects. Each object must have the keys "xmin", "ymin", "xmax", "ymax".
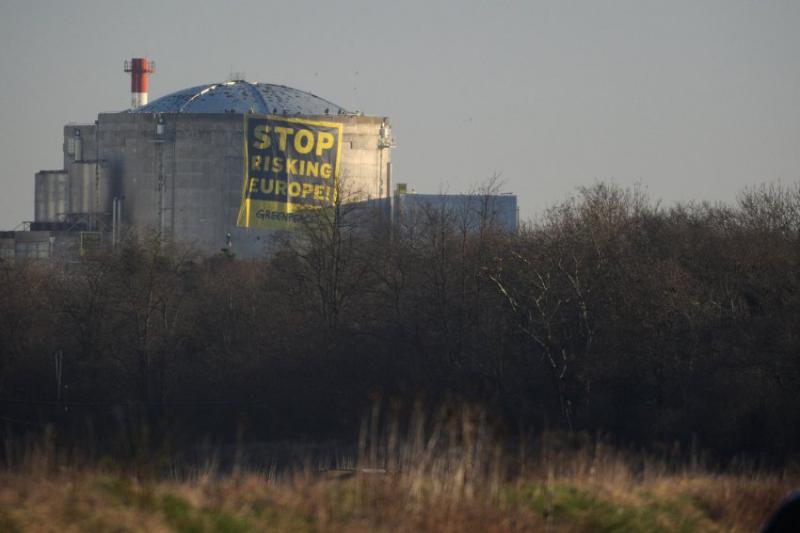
[{"xmin": 15, "ymin": 58, "xmax": 392, "ymax": 259}]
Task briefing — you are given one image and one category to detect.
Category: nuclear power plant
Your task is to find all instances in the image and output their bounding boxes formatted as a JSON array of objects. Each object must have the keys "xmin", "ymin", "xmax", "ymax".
[{"xmin": 1, "ymin": 58, "xmax": 516, "ymax": 261}]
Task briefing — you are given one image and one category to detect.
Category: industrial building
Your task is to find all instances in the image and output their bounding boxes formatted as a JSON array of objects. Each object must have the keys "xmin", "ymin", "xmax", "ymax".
[
  {"xmin": 2, "ymin": 58, "xmax": 392, "ymax": 260},
  {"xmin": 393, "ymin": 186, "xmax": 518, "ymax": 234},
  {"xmin": 2, "ymin": 58, "xmax": 518, "ymax": 262}
]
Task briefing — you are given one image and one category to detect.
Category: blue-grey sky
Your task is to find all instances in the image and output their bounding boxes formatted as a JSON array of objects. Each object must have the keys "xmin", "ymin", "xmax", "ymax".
[{"xmin": 1, "ymin": 0, "xmax": 798, "ymax": 228}]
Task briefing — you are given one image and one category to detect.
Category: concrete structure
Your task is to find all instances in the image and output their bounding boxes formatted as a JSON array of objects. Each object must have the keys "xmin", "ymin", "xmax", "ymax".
[
  {"xmin": 0, "ymin": 231, "xmax": 53, "ymax": 260},
  {"xmin": 34, "ymin": 171, "xmax": 69, "ymax": 223},
  {"xmin": 10, "ymin": 73, "xmax": 521, "ymax": 263},
  {"xmin": 18, "ymin": 79, "xmax": 393, "ymax": 259},
  {"xmin": 68, "ymin": 160, "xmax": 112, "ymax": 218},
  {"xmin": 393, "ymin": 185, "xmax": 518, "ymax": 234}
]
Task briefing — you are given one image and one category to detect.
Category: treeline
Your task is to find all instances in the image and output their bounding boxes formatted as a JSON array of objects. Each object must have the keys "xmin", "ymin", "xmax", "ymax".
[{"xmin": 1, "ymin": 182, "xmax": 799, "ymax": 463}]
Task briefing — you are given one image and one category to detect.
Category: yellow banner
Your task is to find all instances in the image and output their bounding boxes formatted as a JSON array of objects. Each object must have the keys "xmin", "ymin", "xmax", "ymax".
[{"xmin": 237, "ymin": 115, "xmax": 343, "ymax": 229}]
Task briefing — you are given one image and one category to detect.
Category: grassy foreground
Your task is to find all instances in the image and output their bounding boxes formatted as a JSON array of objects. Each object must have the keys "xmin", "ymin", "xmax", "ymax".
[{"xmin": 0, "ymin": 440, "xmax": 794, "ymax": 533}]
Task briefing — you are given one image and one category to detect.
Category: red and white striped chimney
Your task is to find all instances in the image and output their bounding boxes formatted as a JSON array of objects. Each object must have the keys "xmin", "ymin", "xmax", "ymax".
[{"xmin": 123, "ymin": 57, "xmax": 155, "ymax": 109}]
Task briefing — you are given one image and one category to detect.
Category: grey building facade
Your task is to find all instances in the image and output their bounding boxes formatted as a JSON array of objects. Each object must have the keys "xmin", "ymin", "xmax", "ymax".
[
  {"xmin": 393, "ymin": 188, "xmax": 519, "ymax": 234},
  {"xmin": 12, "ymin": 80, "xmax": 393, "ymax": 260}
]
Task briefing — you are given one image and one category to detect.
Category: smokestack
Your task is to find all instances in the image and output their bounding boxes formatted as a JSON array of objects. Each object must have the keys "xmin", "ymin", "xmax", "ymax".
[{"xmin": 123, "ymin": 57, "xmax": 155, "ymax": 109}]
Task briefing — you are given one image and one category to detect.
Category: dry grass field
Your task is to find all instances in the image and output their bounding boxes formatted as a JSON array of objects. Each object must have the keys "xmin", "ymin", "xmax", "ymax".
[
  {"xmin": 0, "ymin": 420, "xmax": 795, "ymax": 532},
  {"xmin": 0, "ymin": 466, "xmax": 791, "ymax": 532}
]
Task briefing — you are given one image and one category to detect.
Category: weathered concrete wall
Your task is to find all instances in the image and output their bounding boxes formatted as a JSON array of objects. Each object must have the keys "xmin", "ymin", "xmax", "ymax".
[
  {"xmin": 333, "ymin": 115, "xmax": 392, "ymax": 201},
  {"xmin": 62, "ymin": 124, "xmax": 98, "ymax": 168}
]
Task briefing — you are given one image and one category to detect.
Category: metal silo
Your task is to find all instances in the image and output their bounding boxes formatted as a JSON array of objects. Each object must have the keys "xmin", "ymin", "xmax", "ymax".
[
  {"xmin": 68, "ymin": 161, "xmax": 111, "ymax": 217},
  {"xmin": 34, "ymin": 170, "xmax": 69, "ymax": 222}
]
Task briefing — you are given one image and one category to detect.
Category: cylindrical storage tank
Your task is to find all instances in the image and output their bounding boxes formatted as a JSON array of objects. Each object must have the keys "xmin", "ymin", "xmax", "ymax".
[
  {"xmin": 69, "ymin": 162, "xmax": 92, "ymax": 214},
  {"xmin": 52, "ymin": 172, "xmax": 70, "ymax": 220},
  {"xmin": 69, "ymin": 160, "xmax": 111, "ymax": 215},
  {"xmin": 96, "ymin": 161, "xmax": 112, "ymax": 215},
  {"xmin": 34, "ymin": 171, "xmax": 69, "ymax": 222}
]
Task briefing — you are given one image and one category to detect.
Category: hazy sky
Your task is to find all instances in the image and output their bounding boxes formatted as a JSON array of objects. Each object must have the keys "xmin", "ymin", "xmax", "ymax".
[{"xmin": 1, "ymin": 0, "xmax": 798, "ymax": 229}]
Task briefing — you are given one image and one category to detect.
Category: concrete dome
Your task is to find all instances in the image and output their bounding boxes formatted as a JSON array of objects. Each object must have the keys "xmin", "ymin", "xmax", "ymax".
[{"xmin": 133, "ymin": 80, "xmax": 348, "ymax": 115}]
